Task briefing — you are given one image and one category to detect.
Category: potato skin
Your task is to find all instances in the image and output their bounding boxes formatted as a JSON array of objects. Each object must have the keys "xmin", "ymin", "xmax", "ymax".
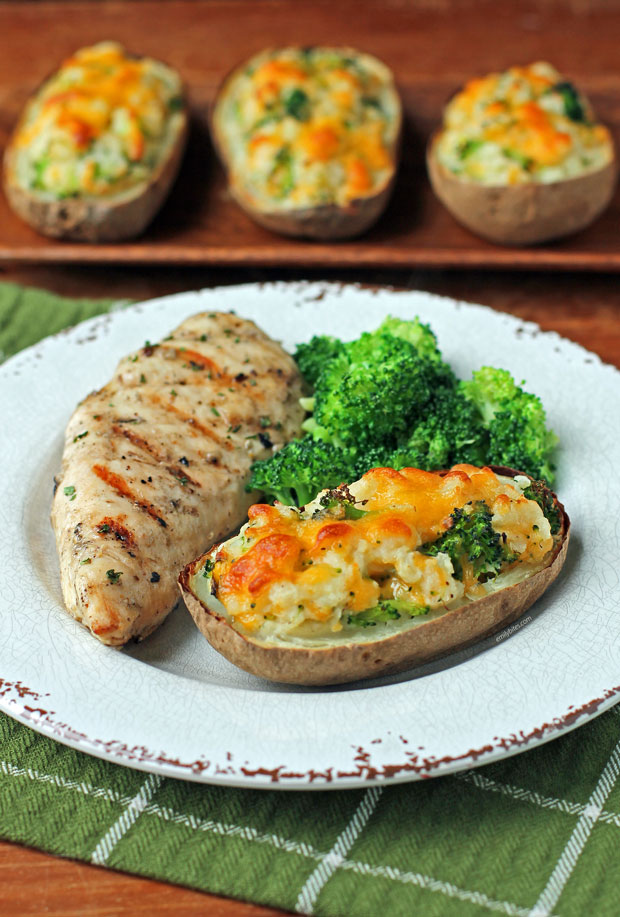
[
  {"xmin": 225, "ymin": 178, "xmax": 398, "ymax": 241},
  {"xmin": 210, "ymin": 48, "xmax": 402, "ymax": 240},
  {"xmin": 427, "ymin": 132, "xmax": 617, "ymax": 245},
  {"xmin": 3, "ymin": 70, "xmax": 188, "ymax": 242},
  {"xmin": 179, "ymin": 468, "xmax": 570, "ymax": 686}
]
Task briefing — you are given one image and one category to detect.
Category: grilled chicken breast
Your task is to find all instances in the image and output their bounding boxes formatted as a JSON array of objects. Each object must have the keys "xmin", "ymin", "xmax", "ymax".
[{"xmin": 51, "ymin": 311, "xmax": 305, "ymax": 645}]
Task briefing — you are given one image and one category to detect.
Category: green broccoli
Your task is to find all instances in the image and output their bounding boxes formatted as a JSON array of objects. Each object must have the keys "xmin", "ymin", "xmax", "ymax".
[
  {"xmin": 388, "ymin": 387, "xmax": 488, "ymax": 471},
  {"xmin": 460, "ymin": 366, "xmax": 522, "ymax": 425},
  {"xmin": 352, "ymin": 442, "xmax": 398, "ymax": 479},
  {"xmin": 314, "ymin": 485, "xmax": 368, "ymax": 519},
  {"xmin": 294, "ymin": 335, "xmax": 346, "ymax": 387},
  {"xmin": 347, "ymin": 600, "xmax": 429, "ymax": 627},
  {"xmin": 553, "ymin": 81, "xmax": 586, "ymax": 123},
  {"xmin": 376, "ymin": 315, "xmax": 444, "ymax": 363},
  {"xmin": 247, "ymin": 436, "xmax": 355, "ymax": 507},
  {"xmin": 420, "ymin": 500, "xmax": 511, "ymax": 582},
  {"xmin": 521, "ymin": 479, "xmax": 562, "ymax": 535},
  {"xmin": 460, "ymin": 367, "xmax": 558, "ymax": 482},
  {"xmin": 250, "ymin": 321, "xmax": 559, "ymax": 507},
  {"xmin": 304, "ymin": 332, "xmax": 441, "ymax": 450}
]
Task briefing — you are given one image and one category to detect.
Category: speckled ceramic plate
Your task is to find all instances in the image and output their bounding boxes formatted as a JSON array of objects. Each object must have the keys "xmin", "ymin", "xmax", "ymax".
[{"xmin": 1, "ymin": 283, "xmax": 619, "ymax": 788}]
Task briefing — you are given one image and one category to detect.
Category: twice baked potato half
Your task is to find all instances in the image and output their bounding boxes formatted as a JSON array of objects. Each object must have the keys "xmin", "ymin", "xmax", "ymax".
[
  {"xmin": 3, "ymin": 41, "xmax": 188, "ymax": 242},
  {"xmin": 427, "ymin": 62, "xmax": 617, "ymax": 245},
  {"xmin": 179, "ymin": 464, "xmax": 569, "ymax": 685},
  {"xmin": 211, "ymin": 46, "xmax": 402, "ymax": 239}
]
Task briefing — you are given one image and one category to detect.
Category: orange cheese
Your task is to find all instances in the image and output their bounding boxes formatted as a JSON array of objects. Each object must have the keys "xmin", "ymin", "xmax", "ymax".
[
  {"xmin": 211, "ymin": 464, "xmax": 553, "ymax": 632},
  {"xmin": 16, "ymin": 44, "xmax": 169, "ymax": 158}
]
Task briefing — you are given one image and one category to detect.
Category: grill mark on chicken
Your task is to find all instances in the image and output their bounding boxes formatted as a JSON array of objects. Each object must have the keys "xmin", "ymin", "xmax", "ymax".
[
  {"xmin": 92, "ymin": 464, "xmax": 168, "ymax": 528},
  {"xmin": 96, "ymin": 515, "xmax": 136, "ymax": 547},
  {"xmin": 143, "ymin": 391, "xmax": 235, "ymax": 450},
  {"xmin": 91, "ymin": 612, "xmax": 123, "ymax": 637},
  {"xmin": 160, "ymin": 346, "xmax": 226, "ymax": 379},
  {"xmin": 115, "ymin": 417, "xmax": 246, "ymax": 479},
  {"xmin": 52, "ymin": 311, "xmax": 306, "ymax": 646},
  {"xmin": 112, "ymin": 425, "xmax": 202, "ymax": 490},
  {"xmin": 155, "ymin": 345, "xmax": 272, "ymax": 397}
]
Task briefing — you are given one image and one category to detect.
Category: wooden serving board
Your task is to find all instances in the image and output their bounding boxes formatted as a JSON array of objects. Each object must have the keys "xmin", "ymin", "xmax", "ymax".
[{"xmin": 2, "ymin": 0, "xmax": 620, "ymax": 271}]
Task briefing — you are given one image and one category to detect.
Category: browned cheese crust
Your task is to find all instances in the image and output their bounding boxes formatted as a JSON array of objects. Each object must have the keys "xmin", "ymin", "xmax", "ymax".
[
  {"xmin": 3, "ymin": 48, "xmax": 188, "ymax": 242},
  {"xmin": 427, "ymin": 132, "xmax": 618, "ymax": 246},
  {"xmin": 210, "ymin": 49, "xmax": 402, "ymax": 241},
  {"xmin": 179, "ymin": 468, "xmax": 570, "ymax": 685}
]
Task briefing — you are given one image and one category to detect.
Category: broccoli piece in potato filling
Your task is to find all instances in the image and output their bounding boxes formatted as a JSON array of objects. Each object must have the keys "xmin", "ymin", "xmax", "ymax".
[
  {"xmin": 347, "ymin": 600, "xmax": 429, "ymax": 628},
  {"xmin": 314, "ymin": 484, "xmax": 368, "ymax": 520},
  {"xmin": 420, "ymin": 500, "xmax": 513, "ymax": 583},
  {"xmin": 552, "ymin": 81, "xmax": 586, "ymax": 123},
  {"xmin": 520, "ymin": 478, "xmax": 562, "ymax": 535}
]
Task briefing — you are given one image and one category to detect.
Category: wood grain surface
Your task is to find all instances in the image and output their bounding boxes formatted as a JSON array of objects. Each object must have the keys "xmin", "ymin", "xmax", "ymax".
[
  {"xmin": 2, "ymin": 3, "xmax": 620, "ymax": 913},
  {"xmin": 2, "ymin": 0, "xmax": 620, "ymax": 269},
  {"xmin": 0, "ymin": 839, "xmax": 291, "ymax": 916}
]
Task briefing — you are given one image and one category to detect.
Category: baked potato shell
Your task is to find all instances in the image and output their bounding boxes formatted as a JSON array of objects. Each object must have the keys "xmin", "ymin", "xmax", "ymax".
[
  {"xmin": 179, "ymin": 469, "xmax": 570, "ymax": 686},
  {"xmin": 427, "ymin": 131, "xmax": 617, "ymax": 245},
  {"xmin": 3, "ymin": 66, "xmax": 188, "ymax": 242},
  {"xmin": 210, "ymin": 48, "xmax": 402, "ymax": 240}
]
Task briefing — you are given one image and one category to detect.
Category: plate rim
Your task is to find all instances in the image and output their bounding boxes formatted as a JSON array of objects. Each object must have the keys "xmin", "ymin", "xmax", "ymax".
[
  {"xmin": 2, "ymin": 280, "xmax": 620, "ymax": 789},
  {"xmin": 2, "ymin": 674, "xmax": 620, "ymax": 789}
]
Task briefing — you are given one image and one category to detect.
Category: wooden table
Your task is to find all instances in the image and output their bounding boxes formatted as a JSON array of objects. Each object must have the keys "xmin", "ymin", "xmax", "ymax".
[
  {"xmin": 2, "ymin": 0, "xmax": 620, "ymax": 908},
  {"xmin": 2, "ymin": 259, "xmax": 619, "ymax": 915}
]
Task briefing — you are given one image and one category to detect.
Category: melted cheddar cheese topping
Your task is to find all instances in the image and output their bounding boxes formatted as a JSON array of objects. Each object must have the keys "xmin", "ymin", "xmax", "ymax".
[
  {"xmin": 436, "ymin": 62, "xmax": 613, "ymax": 185},
  {"xmin": 216, "ymin": 47, "xmax": 400, "ymax": 209},
  {"xmin": 11, "ymin": 42, "xmax": 184, "ymax": 198},
  {"xmin": 204, "ymin": 465, "xmax": 555, "ymax": 640}
]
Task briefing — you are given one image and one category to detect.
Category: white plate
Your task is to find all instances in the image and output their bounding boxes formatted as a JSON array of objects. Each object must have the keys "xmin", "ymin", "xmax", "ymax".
[{"xmin": 1, "ymin": 282, "xmax": 619, "ymax": 789}]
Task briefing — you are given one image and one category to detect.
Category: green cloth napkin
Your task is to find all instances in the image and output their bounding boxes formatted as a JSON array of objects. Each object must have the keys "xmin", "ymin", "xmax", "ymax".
[
  {"xmin": 1, "ymin": 283, "xmax": 619, "ymax": 917},
  {"xmin": 0, "ymin": 282, "xmax": 120, "ymax": 362}
]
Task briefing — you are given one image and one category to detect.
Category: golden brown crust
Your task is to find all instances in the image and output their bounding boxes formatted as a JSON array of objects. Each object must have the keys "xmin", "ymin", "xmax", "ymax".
[
  {"xmin": 3, "ymin": 80, "xmax": 188, "ymax": 242},
  {"xmin": 426, "ymin": 132, "xmax": 617, "ymax": 245},
  {"xmin": 210, "ymin": 48, "xmax": 402, "ymax": 241},
  {"xmin": 179, "ymin": 467, "xmax": 570, "ymax": 685}
]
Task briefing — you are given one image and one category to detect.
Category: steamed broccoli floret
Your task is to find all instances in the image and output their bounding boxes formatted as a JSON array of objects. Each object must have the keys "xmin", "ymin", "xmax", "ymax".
[
  {"xmin": 248, "ymin": 437, "xmax": 355, "ymax": 507},
  {"xmin": 351, "ymin": 442, "xmax": 398, "ymax": 479},
  {"xmin": 377, "ymin": 315, "xmax": 444, "ymax": 363},
  {"xmin": 460, "ymin": 366, "xmax": 523, "ymax": 425},
  {"xmin": 304, "ymin": 332, "xmax": 441, "ymax": 450},
  {"xmin": 421, "ymin": 500, "xmax": 511, "ymax": 582},
  {"xmin": 460, "ymin": 367, "xmax": 558, "ymax": 482},
  {"xmin": 388, "ymin": 387, "xmax": 488, "ymax": 471},
  {"xmin": 294, "ymin": 335, "xmax": 346, "ymax": 387}
]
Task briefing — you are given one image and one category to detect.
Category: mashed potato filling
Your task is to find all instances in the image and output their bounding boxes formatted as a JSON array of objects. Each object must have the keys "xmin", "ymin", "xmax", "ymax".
[
  {"xmin": 13, "ymin": 41, "xmax": 183, "ymax": 198},
  {"xmin": 203, "ymin": 465, "xmax": 554, "ymax": 640},
  {"xmin": 436, "ymin": 62, "xmax": 613, "ymax": 185},
  {"xmin": 217, "ymin": 47, "xmax": 400, "ymax": 209}
]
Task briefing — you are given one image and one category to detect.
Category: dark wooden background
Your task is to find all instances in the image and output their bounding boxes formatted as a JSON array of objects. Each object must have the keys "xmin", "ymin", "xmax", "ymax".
[
  {"xmin": 2, "ymin": 0, "xmax": 620, "ymax": 269},
  {"xmin": 2, "ymin": 2, "xmax": 620, "ymax": 915}
]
